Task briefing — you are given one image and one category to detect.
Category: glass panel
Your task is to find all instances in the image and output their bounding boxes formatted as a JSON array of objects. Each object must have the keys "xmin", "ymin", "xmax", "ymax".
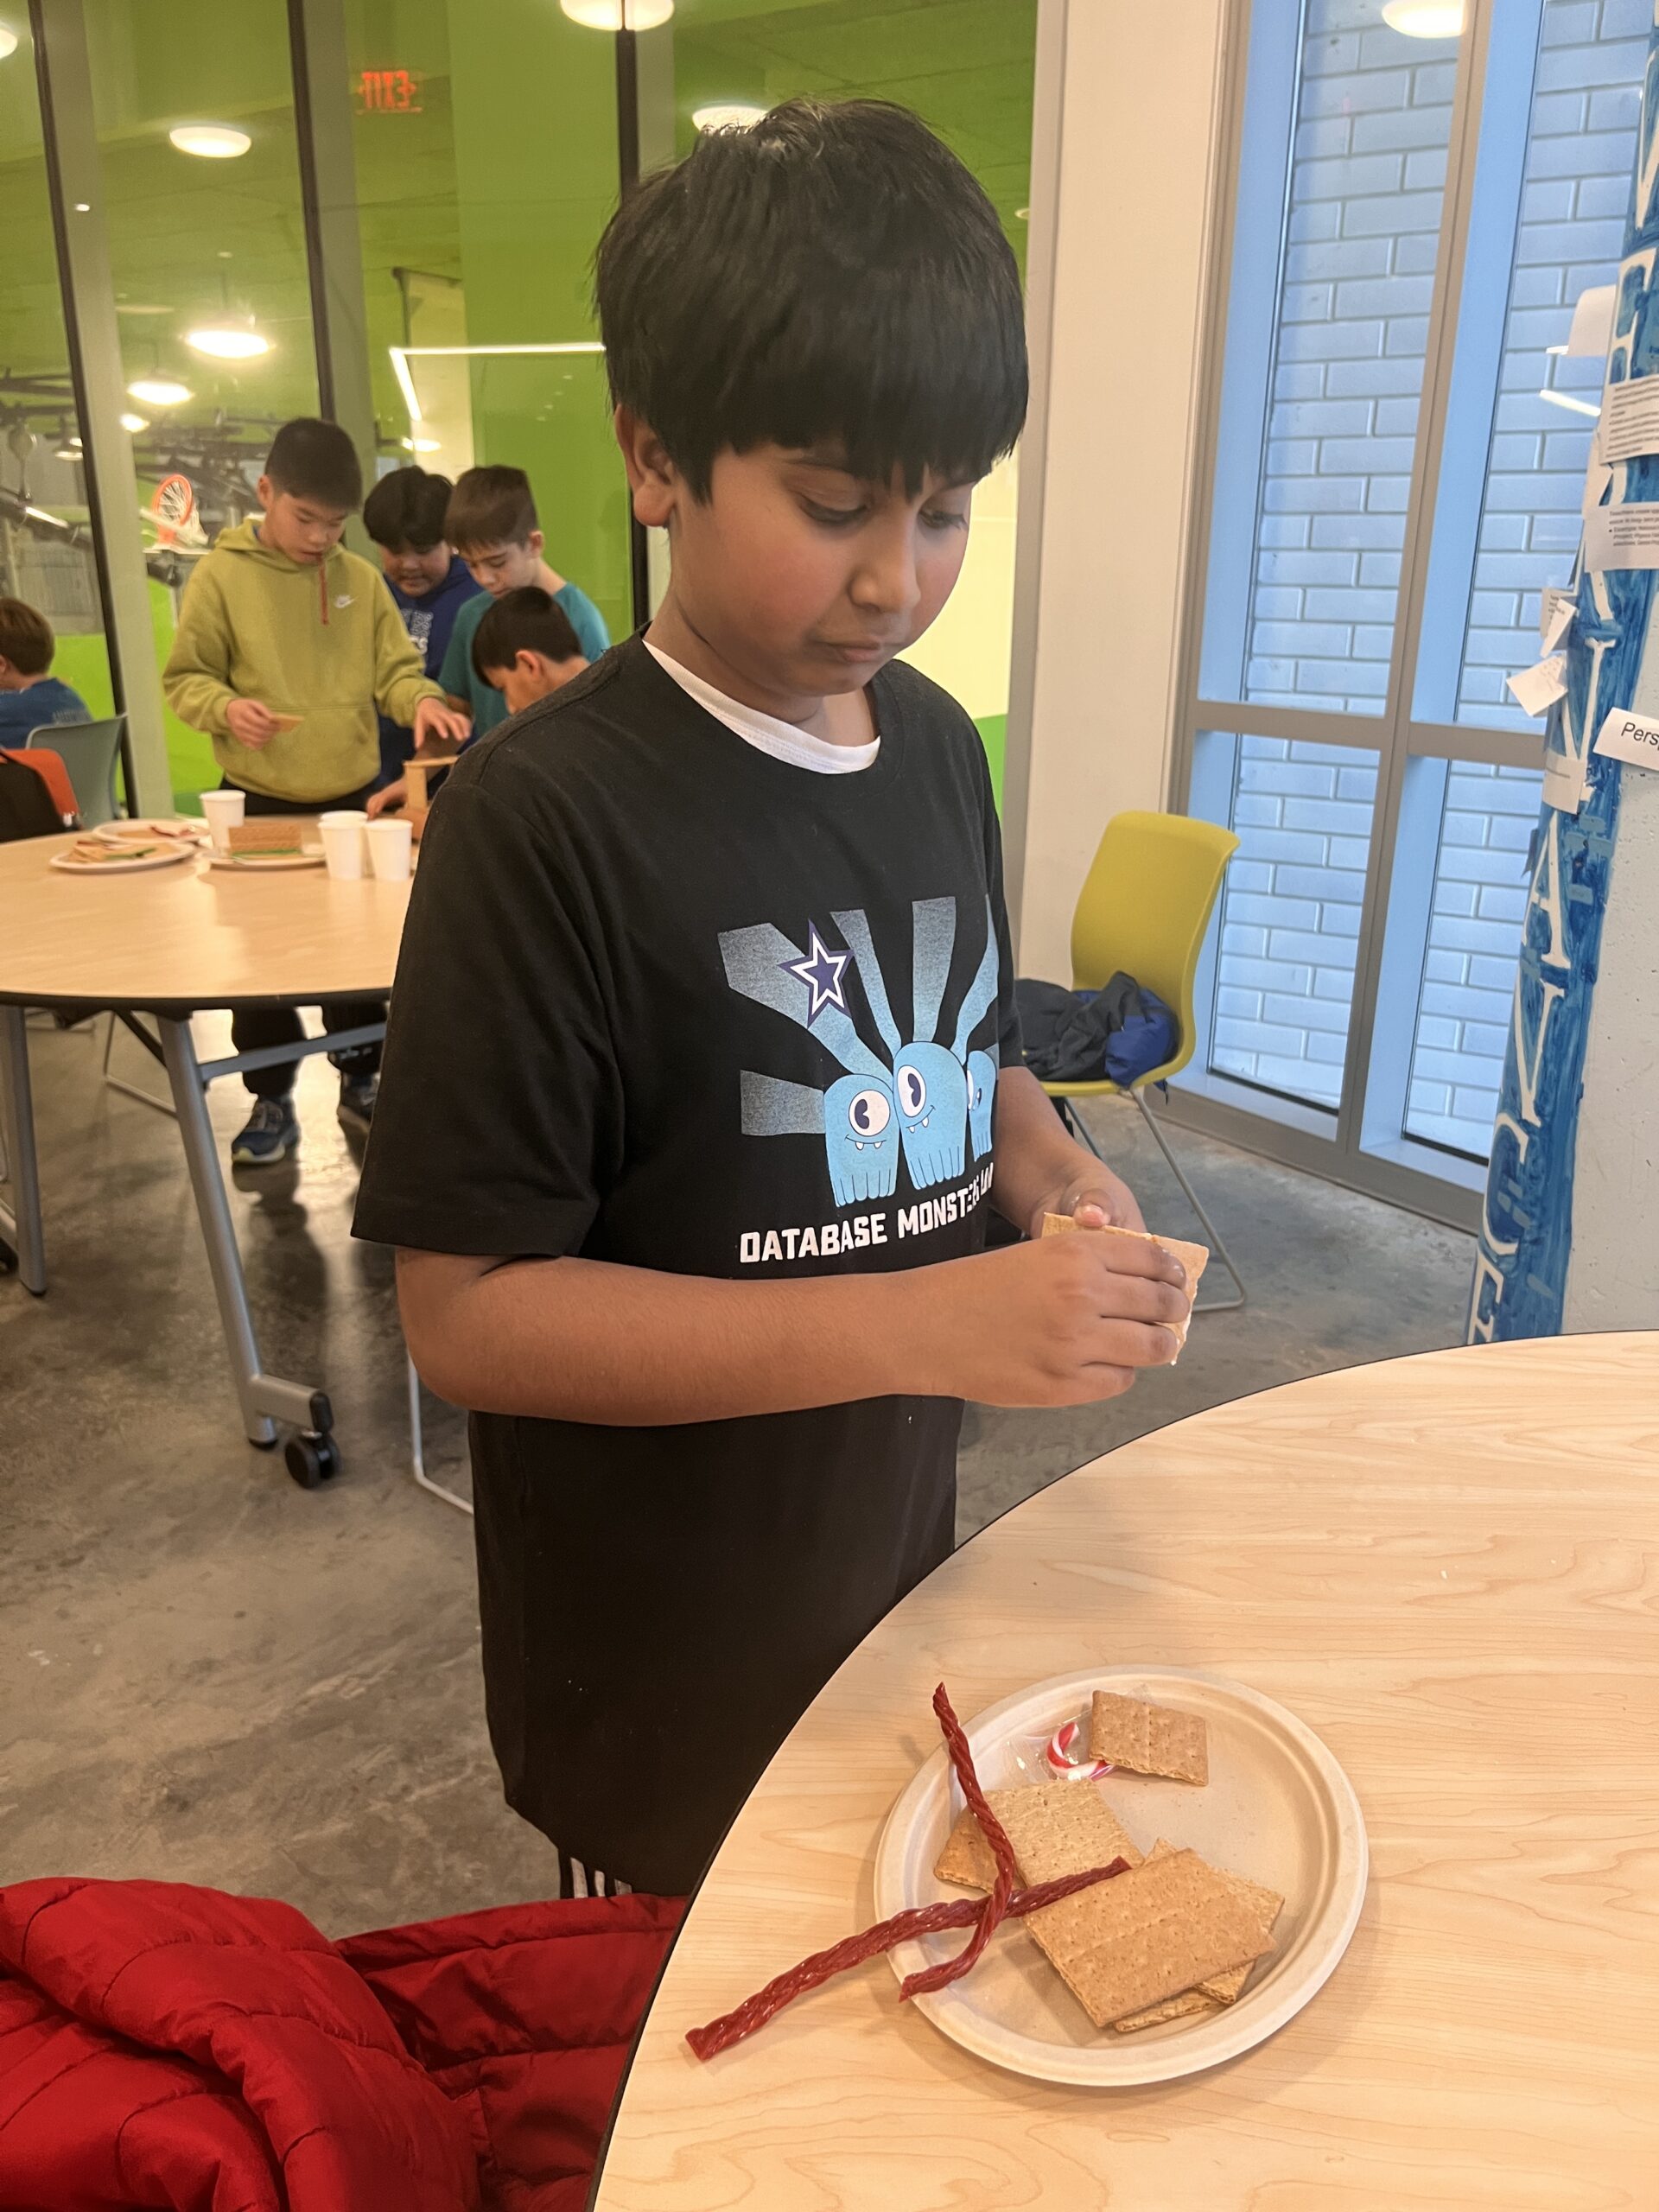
[
  {"xmin": 347, "ymin": 0, "xmax": 627, "ymax": 645},
  {"xmin": 1209, "ymin": 735, "xmax": 1379, "ymax": 1110},
  {"xmin": 1403, "ymin": 760, "xmax": 1541, "ymax": 1157},
  {"xmin": 1198, "ymin": 0, "xmax": 1459, "ymax": 713},
  {"xmin": 85, "ymin": 0, "xmax": 318, "ymax": 811},
  {"xmin": 0, "ymin": 22, "xmax": 115, "ymax": 756},
  {"xmin": 1450, "ymin": 0, "xmax": 1648, "ymax": 731},
  {"xmin": 669, "ymin": 0, "xmax": 1037, "ymax": 798}
]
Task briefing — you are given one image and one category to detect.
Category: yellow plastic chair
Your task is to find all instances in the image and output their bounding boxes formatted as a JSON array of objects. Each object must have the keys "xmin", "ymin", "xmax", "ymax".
[{"xmin": 1039, "ymin": 810, "xmax": 1244, "ymax": 1312}]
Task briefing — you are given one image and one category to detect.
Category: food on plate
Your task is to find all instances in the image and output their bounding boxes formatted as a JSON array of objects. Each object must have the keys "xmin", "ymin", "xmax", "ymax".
[
  {"xmin": 226, "ymin": 819, "xmax": 306, "ymax": 856},
  {"xmin": 1089, "ymin": 1688, "xmax": 1209, "ymax": 1783},
  {"xmin": 684, "ymin": 1684, "xmax": 1131, "ymax": 2061},
  {"xmin": 100, "ymin": 817, "xmax": 202, "ymax": 843},
  {"xmin": 1040, "ymin": 1212, "xmax": 1210, "ymax": 1347},
  {"xmin": 61, "ymin": 836, "xmax": 162, "ymax": 865},
  {"xmin": 935, "ymin": 1778, "xmax": 1142, "ymax": 1892}
]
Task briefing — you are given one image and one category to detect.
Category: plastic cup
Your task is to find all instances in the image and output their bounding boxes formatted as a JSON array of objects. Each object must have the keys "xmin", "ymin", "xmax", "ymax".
[
  {"xmin": 200, "ymin": 788, "xmax": 245, "ymax": 853},
  {"xmin": 319, "ymin": 810, "xmax": 367, "ymax": 880},
  {"xmin": 365, "ymin": 814, "xmax": 413, "ymax": 883}
]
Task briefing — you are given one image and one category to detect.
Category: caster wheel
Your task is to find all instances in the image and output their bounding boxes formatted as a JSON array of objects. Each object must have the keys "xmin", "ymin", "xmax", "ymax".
[{"xmin": 285, "ymin": 1432, "xmax": 341, "ymax": 1490}]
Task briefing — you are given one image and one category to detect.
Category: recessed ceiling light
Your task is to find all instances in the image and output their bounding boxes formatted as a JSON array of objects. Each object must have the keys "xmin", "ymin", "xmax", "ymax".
[
  {"xmin": 119, "ymin": 411, "xmax": 149, "ymax": 433},
  {"xmin": 185, "ymin": 325, "xmax": 270, "ymax": 360},
  {"xmin": 0, "ymin": 28, "xmax": 19, "ymax": 60},
  {"xmin": 1015, "ymin": 206, "xmax": 1030, "ymax": 220},
  {"xmin": 401, "ymin": 436, "xmax": 442, "ymax": 453},
  {"xmin": 169, "ymin": 123, "xmax": 251, "ymax": 159},
  {"xmin": 54, "ymin": 445, "xmax": 79, "ymax": 462},
  {"xmin": 128, "ymin": 377, "xmax": 193, "ymax": 407},
  {"xmin": 1380, "ymin": 1, "xmax": 1464, "ymax": 35},
  {"xmin": 692, "ymin": 102, "xmax": 764, "ymax": 132},
  {"xmin": 560, "ymin": 0, "xmax": 673, "ymax": 27}
]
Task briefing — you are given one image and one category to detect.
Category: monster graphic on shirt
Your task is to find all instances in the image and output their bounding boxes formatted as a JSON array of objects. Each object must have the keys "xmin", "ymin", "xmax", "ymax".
[{"xmin": 720, "ymin": 896, "xmax": 1001, "ymax": 1205}]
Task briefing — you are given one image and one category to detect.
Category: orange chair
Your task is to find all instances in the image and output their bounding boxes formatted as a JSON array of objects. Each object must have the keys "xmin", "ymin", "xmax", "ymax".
[{"xmin": 1, "ymin": 747, "xmax": 78, "ymax": 825}]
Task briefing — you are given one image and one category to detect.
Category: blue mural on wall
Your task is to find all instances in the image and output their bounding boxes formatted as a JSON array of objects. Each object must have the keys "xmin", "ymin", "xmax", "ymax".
[{"xmin": 1469, "ymin": 14, "xmax": 1659, "ymax": 1342}]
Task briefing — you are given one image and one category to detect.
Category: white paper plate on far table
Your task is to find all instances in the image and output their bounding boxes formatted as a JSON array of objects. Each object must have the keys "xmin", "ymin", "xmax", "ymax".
[
  {"xmin": 50, "ymin": 838, "xmax": 194, "ymax": 874},
  {"xmin": 94, "ymin": 817, "xmax": 207, "ymax": 846},
  {"xmin": 874, "ymin": 1667, "xmax": 1366, "ymax": 2088}
]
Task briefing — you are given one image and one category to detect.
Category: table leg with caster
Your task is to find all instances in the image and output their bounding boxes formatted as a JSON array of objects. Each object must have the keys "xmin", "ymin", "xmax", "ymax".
[
  {"xmin": 0, "ymin": 1002, "xmax": 46, "ymax": 1295},
  {"xmin": 157, "ymin": 1014, "xmax": 341, "ymax": 1485}
]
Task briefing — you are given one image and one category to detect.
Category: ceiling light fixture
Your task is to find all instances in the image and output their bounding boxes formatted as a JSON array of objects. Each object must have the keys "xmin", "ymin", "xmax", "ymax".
[
  {"xmin": 0, "ymin": 27, "xmax": 18, "ymax": 60},
  {"xmin": 169, "ymin": 123, "xmax": 251, "ymax": 158},
  {"xmin": 559, "ymin": 0, "xmax": 673, "ymax": 29},
  {"xmin": 54, "ymin": 445, "xmax": 79, "ymax": 462},
  {"xmin": 119, "ymin": 411, "xmax": 149, "ymax": 433},
  {"xmin": 127, "ymin": 376, "xmax": 193, "ymax": 407},
  {"xmin": 389, "ymin": 340, "xmax": 605, "ymax": 429},
  {"xmin": 691, "ymin": 101, "xmax": 764, "ymax": 132},
  {"xmin": 185, "ymin": 324, "xmax": 270, "ymax": 360},
  {"xmin": 1380, "ymin": 1, "xmax": 1464, "ymax": 35},
  {"xmin": 402, "ymin": 436, "xmax": 442, "ymax": 453}
]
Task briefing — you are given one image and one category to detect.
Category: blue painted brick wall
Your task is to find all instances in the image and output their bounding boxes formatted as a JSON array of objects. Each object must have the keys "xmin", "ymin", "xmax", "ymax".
[{"xmin": 1211, "ymin": 0, "xmax": 1639, "ymax": 1150}]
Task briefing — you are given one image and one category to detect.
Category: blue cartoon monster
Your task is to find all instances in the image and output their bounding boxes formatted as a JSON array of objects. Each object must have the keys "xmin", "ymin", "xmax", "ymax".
[
  {"xmin": 966, "ymin": 1047, "xmax": 997, "ymax": 1160},
  {"xmin": 736, "ymin": 1071, "xmax": 899, "ymax": 1205}
]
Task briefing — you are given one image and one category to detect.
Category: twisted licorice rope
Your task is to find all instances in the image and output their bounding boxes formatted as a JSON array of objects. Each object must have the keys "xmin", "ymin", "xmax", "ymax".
[{"xmin": 684, "ymin": 1681, "xmax": 1130, "ymax": 2060}]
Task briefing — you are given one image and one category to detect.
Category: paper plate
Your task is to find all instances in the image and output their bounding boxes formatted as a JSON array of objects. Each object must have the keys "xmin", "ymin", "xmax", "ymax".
[
  {"xmin": 205, "ymin": 847, "xmax": 324, "ymax": 870},
  {"xmin": 94, "ymin": 817, "xmax": 207, "ymax": 845},
  {"xmin": 50, "ymin": 842, "xmax": 194, "ymax": 874},
  {"xmin": 874, "ymin": 1667, "xmax": 1366, "ymax": 2087}
]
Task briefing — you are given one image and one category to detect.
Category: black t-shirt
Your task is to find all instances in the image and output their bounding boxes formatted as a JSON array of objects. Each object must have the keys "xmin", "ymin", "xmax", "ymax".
[{"xmin": 353, "ymin": 638, "xmax": 1020, "ymax": 1891}]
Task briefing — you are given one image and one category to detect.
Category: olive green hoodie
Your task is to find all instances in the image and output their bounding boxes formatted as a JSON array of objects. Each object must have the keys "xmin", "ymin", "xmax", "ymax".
[{"xmin": 162, "ymin": 518, "xmax": 444, "ymax": 802}]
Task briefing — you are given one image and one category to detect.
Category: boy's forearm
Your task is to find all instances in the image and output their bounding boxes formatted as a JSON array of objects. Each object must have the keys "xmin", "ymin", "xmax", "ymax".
[
  {"xmin": 990, "ymin": 1065, "xmax": 1100, "ymax": 1229},
  {"xmin": 399, "ymin": 1249, "xmax": 950, "ymax": 1425}
]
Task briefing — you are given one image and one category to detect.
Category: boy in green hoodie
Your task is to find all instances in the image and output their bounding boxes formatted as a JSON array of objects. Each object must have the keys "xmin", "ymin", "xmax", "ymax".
[{"xmin": 164, "ymin": 418, "xmax": 469, "ymax": 1163}]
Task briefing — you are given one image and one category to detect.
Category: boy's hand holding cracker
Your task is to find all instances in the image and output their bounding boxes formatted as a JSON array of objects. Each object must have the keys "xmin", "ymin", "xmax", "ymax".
[
  {"xmin": 225, "ymin": 697, "xmax": 284, "ymax": 750},
  {"xmin": 1028, "ymin": 1161, "xmax": 1147, "ymax": 1242},
  {"xmin": 413, "ymin": 695, "xmax": 471, "ymax": 750}
]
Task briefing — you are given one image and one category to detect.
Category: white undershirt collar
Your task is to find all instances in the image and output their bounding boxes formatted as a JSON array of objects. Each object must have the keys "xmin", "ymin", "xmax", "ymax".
[{"xmin": 645, "ymin": 639, "xmax": 880, "ymax": 776}]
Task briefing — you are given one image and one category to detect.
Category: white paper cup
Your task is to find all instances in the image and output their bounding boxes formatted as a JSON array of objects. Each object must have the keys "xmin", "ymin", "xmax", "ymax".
[
  {"xmin": 320, "ymin": 811, "xmax": 367, "ymax": 880},
  {"xmin": 200, "ymin": 788, "xmax": 245, "ymax": 853},
  {"xmin": 365, "ymin": 814, "xmax": 413, "ymax": 882}
]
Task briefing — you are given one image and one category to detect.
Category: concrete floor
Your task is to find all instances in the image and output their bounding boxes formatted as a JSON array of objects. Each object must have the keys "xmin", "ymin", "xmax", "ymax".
[{"xmin": 2, "ymin": 1014, "xmax": 1476, "ymax": 1931}]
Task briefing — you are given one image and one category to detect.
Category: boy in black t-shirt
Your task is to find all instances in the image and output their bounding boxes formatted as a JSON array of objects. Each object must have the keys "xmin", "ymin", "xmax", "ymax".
[{"xmin": 354, "ymin": 99, "xmax": 1189, "ymax": 1897}]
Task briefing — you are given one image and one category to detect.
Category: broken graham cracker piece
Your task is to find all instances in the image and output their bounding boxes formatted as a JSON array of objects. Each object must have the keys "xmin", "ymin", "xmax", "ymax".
[
  {"xmin": 932, "ymin": 1780, "xmax": 1143, "ymax": 1893},
  {"xmin": 1147, "ymin": 1840, "xmax": 1282, "ymax": 2005},
  {"xmin": 1089, "ymin": 1690, "xmax": 1209, "ymax": 1785},
  {"xmin": 1040, "ymin": 1214, "xmax": 1210, "ymax": 1347},
  {"xmin": 1027, "ymin": 1847, "xmax": 1271, "ymax": 2030},
  {"xmin": 1113, "ymin": 1989, "xmax": 1220, "ymax": 2034}
]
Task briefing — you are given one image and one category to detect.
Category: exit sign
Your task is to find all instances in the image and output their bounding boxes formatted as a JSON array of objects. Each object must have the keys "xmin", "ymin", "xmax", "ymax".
[{"xmin": 355, "ymin": 67, "xmax": 423, "ymax": 115}]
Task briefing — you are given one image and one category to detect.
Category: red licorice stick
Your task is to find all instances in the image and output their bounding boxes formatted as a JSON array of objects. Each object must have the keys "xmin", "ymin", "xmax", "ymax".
[
  {"xmin": 683, "ymin": 1857, "xmax": 1129, "ymax": 2062},
  {"xmin": 898, "ymin": 1681, "xmax": 1020, "ymax": 1999}
]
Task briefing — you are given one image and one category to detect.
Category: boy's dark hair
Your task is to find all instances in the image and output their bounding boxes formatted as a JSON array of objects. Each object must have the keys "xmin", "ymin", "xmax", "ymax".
[
  {"xmin": 0, "ymin": 597, "xmax": 55, "ymax": 677},
  {"xmin": 447, "ymin": 465, "xmax": 538, "ymax": 554},
  {"xmin": 363, "ymin": 465, "xmax": 454, "ymax": 551},
  {"xmin": 473, "ymin": 586, "xmax": 582, "ymax": 680},
  {"xmin": 264, "ymin": 418, "xmax": 363, "ymax": 511},
  {"xmin": 596, "ymin": 99, "xmax": 1027, "ymax": 499}
]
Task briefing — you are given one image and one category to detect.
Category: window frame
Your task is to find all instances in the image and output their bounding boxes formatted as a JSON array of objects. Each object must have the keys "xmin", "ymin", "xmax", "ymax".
[{"xmin": 1165, "ymin": 0, "xmax": 1558, "ymax": 1236}]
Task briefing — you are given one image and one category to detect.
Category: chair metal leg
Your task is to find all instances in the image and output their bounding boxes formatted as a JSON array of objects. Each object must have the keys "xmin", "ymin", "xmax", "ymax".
[
  {"xmin": 1064, "ymin": 1088, "xmax": 1246, "ymax": 1313},
  {"xmin": 103, "ymin": 1011, "xmax": 177, "ymax": 1116},
  {"xmin": 0, "ymin": 1003, "xmax": 46, "ymax": 1294},
  {"xmin": 409, "ymin": 1351, "xmax": 473, "ymax": 1516}
]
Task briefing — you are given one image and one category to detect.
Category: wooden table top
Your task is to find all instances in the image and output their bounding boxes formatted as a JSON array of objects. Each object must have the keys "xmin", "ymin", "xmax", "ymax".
[
  {"xmin": 0, "ymin": 830, "xmax": 410, "ymax": 1010},
  {"xmin": 594, "ymin": 1334, "xmax": 1659, "ymax": 2209}
]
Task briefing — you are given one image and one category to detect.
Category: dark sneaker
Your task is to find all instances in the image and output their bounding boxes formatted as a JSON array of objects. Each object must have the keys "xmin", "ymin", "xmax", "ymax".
[
  {"xmin": 231, "ymin": 1096, "xmax": 299, "ymax": 1165},
  {"xmin": 337, "ymin": 1074, "xmax": 378, "ymax": 1133}
]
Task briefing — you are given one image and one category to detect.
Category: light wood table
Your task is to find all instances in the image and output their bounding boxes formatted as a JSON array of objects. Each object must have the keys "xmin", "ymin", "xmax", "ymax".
[
  {"xmin": 0, "ymin": 831, "xmax": 410, "ymax": 1471},
  {"xmin": 594, "ymin": 1335, "xmax": 1659, "ymax": 2209}
]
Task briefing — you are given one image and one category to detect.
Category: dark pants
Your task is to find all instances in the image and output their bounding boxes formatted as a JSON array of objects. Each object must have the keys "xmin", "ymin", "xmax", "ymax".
[{"xmin": 224, "ymin": 779, "xmax": 387, "ymax": 1100}]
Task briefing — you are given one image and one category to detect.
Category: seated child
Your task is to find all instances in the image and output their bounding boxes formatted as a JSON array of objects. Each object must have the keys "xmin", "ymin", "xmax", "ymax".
[
  {"xmin": 164, "ymin": 417, "xmax": 469, "ymax": 1163},
  {"xmin": 362, "ymin": 466, "xmax": 483, "ymax": 785},
  {"xmin": 0, "ymin": 598, "xmax": 92, "ymax": 743},
  {"xmin": 439, "ymin": 467, "xmax": 610, "ymax": 741}
]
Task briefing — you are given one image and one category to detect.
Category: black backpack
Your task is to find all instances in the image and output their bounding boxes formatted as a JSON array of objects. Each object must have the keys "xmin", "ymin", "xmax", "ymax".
[{"xmin": 0, "ymin": 752, "xmax": 71, "ymax": 842}]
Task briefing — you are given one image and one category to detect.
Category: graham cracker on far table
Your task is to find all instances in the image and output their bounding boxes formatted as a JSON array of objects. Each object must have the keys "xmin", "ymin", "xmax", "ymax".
[
  {"xmin": 932, "ymin": 1780, "xmax": 1143, "ymax": 1893},
  {"xmin": 1088, "ymin": 1690, "xmax": 1209, "ymax": 1785},
  {"xmin": 1039, "ymin": 1215, "xmax": 1210, "ymax": 1347},
  {"xmin": 1027, "ymin": 1847, "xmax": 1272, "ymax": 2030}
]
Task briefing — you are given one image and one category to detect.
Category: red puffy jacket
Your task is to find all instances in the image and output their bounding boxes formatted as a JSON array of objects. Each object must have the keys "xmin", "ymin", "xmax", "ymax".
[{"xmin": 0, "ymin": 1877, "xmax": 682, "ymax": 2211}]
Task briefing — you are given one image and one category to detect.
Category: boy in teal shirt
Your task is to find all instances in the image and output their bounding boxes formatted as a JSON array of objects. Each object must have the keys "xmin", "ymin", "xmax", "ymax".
[{"xmin": 439, "ymin": 467, "xmax": 609, "ymax": 740}]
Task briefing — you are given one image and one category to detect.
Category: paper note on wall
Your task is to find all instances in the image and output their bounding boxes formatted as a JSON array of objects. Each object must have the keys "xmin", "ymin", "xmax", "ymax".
[
  {"xmin": 1583, "ymin": 457, "xmax": 1614, "ymax": 519},
  {"xmin": 1539, "ymin": 589, "xmax": 1575, "ymax": 653},
  {"xmin": 1505, "ymin": 656, "xmax": 1568, "ymax": 717},
  {"xmin": 1597, "ymin": 378, "xmax": 1659, "ymax": 464},
  {"xmin": 1542, "ymin": 749, "xmax": 1589, "ymax": 814},
  {"xmin": 1592, "ymin": 706, "xmax": 1659, "ymax": 769},
  {"xmin": 1583, "ymin": 501, "xmax": 1659, "ymax": 569}
]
